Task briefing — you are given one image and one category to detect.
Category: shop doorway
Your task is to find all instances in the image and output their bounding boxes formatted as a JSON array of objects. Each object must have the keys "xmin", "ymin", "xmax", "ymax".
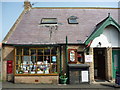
[
  {"xmin": 94, "ymin": 48, "xmax": 106, "ymax": 80},
  {"xmin": 112, "ymin": 49, "xmax": 120, "ymax": 79}
]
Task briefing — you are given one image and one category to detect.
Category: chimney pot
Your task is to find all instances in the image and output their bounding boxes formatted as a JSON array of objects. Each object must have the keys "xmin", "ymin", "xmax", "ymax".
[{"xmin": 24, "ymin": 0, "xmax": 32, "ymax": 10}]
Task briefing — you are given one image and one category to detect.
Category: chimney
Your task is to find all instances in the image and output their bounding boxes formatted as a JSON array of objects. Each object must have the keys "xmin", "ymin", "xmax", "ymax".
[{"xmin": 24, "ymin": 0, "xmax": 32, "ymax": 10}]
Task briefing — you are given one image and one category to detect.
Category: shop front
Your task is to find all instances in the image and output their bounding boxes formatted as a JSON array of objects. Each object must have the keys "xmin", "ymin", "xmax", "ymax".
[{"xmin": 2, "ymin": 2, "xmax": 120, "ymax": 84}]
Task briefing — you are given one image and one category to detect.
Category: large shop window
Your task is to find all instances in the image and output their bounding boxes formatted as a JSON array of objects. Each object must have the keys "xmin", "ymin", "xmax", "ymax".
[{"xmin": 15, "ymin": 47, "xmax": 57, "ymax": 75}]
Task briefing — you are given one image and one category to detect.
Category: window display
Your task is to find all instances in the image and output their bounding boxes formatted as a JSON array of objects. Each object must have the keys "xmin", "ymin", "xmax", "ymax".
[{"xmin": 15, "ymin": 47, "xmax": 57, "ymax": 75}]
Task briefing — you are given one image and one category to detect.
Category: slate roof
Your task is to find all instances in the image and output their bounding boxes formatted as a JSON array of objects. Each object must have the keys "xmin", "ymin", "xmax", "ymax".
[{"xmin": 4, "ymin": 8, "xmax": 119, "ymax": 45}]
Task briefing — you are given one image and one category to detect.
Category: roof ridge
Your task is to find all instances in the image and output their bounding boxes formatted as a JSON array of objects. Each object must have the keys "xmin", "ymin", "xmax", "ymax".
[{"xmin": 32, "ymin": 7, "xmax": 120, "ymax": 9}]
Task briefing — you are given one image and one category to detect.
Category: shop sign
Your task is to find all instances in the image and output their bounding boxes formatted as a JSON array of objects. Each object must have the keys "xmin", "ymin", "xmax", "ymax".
[
  {"xmin": 70, "ymin": 50, "xmax": 75, "ymax": 62},
  {"xmin": 85, "ymin": 55, "xmax": 93, "ymax": 62}
]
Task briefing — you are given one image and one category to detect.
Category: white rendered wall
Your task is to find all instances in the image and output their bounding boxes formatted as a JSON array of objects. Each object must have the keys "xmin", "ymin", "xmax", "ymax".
[{"xmin": 90, "ymin": 26, "xmax": 120, "ymax": 48}]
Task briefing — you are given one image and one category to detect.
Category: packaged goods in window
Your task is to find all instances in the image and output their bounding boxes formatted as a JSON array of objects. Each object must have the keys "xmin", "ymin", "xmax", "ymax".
[
  {"xmin": 37, "ymin": 66, "xmax": 43, "ymax": 74},
  {"xmin": 52, "ymin": 56, "xmax": 56, "ymax": 63},
  {"xmin": 37, "ymin": 61, "xmax": 42, "ymax": 65},
  {"xmin": 15, "ymin": 47, "xmax": 58, "ymax": 75},
  {"xmin": 51, "ymin": 64, "xmax": 57, "ymax": 73},
  {"xmin": 24, "ymin": 70, "xmax": 28, "ymax": 74},
  {"xmin": 44, "ymin": 61, "xmax": 48, "ymax": 64},
  {"xmin": 23, "ymin": 56, "xmax": 31, "ymax": 64},
  {"xmin": 45, "ymin": 68, "xmax": 49, "ymax": 74},
  {"xmin": 37, "ymin": 70, "xmax": 43, "ymax": 74},
  {"xmin": 31, "ymin": 56, "xmax": 36, "ymax": 63}
]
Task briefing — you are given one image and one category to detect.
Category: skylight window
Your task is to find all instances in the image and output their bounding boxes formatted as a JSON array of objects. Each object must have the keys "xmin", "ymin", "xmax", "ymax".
[
  {"xmin": 41, "ymin": 18, "xmax": 57, "ymax": 24},
  {"xmin": 68, "ymin": 16, "xmax": 78, "ymax": 24}
]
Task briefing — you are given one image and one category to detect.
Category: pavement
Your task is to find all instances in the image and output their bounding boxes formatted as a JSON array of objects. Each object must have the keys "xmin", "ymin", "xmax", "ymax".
[{"xmin": 1, "ymin": 81, "xmax": 120, "ymax": 90}]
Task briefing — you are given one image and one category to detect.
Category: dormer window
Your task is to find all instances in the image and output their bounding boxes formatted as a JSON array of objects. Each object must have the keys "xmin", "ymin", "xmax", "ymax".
[
  {"xmin": 68, "ymin": 16, "xmax": 78, "ymax": 24},
  {"xmin": 41, "ymin": 18, "xmax": 57, "ymax": 24}
]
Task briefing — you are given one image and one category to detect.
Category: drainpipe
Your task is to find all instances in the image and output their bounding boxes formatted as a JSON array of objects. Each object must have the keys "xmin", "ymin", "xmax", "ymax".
[
  {"xmin": 60, "ymin": 46, "xmax": 62, "ymax": 74},
  {"xmin": 66, "ymin": 36, "xmax": 68, "ymax": 66},
  {"xmin": 66, "ymin": 36, "xmax": 68, "ymax": 82}
]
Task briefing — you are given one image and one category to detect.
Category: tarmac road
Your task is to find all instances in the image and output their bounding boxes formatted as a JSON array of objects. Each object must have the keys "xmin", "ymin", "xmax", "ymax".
[{"xmin": 2, "ymin": 81, "xmax": 120, "ymax": 90}]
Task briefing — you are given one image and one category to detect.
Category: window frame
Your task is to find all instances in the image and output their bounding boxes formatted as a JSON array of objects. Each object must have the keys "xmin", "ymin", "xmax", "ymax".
[
  {"xmin": 14, "ymin": 47, "xmax": 58, "ymax": 76},
  {"xmin": 41, "ymin": 18, "xmax": 57, "ymax": 24},
  {"xmin": 77, "ymin": 52, "xmax": 84, "ymax": 63},
  {"xmin": 68, "ymin": 49, "xmax": 77, "ymax": 64},
  {"xmin": 68, "ymin": 16, "xmax": 78, "ymax": 24}
]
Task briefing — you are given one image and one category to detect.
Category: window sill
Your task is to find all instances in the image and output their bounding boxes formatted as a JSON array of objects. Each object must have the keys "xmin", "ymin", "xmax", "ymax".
[{"xmin": 15, "ymin": 73, "xmax": 59, "ymax": 76}]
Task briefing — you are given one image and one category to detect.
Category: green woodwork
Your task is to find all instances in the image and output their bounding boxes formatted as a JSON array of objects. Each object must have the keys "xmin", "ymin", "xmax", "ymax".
[
  {"xmin": 66, "ymin": 36, "xmax": 68, "ymax": 83},
  {"xmin": 85, "ymin": 15, "xmax": 120, "ymax": 45},
  {"xmin": 112, "ymin": 50, "xmax": 120, "ymax": 78}
]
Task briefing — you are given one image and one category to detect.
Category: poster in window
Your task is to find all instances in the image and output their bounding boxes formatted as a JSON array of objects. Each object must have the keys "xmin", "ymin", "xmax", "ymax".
[
  {"xmin": 52, "ymin": 56, "xmax": 56, "ymax": 63},
  {"xmin": 81, "ymin": 71, "xmax": 89, "ymax": 82},
  {"xmin": 85, "ymin": 55, "xmax": 93, "ymax": 62}
]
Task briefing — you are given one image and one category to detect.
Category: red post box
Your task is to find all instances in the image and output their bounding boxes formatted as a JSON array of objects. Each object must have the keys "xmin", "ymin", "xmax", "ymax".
[{"xmin": 7, "ymin": 60, "xmax": 13, "ymax": 74}]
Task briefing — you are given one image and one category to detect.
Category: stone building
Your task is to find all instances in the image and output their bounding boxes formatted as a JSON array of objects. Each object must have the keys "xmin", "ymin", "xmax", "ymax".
[{"xmin": 2, "ymin": 1, "xmax": 120, "ymax": 84}]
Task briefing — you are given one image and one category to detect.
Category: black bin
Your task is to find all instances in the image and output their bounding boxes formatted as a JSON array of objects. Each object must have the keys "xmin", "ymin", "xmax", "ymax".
[
  {"xmin": 68, "ymin": 64, "xmax": 90, "ymax": 84},
  {"xmin": 115, "ymin": 71, "xmax": 120, "ymax": 85}
]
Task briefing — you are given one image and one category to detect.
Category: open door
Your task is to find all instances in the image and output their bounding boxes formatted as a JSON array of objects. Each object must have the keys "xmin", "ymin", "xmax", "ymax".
[{"xmin": 94, "ymin": 48, "xmax": 106, "ymax": 80}]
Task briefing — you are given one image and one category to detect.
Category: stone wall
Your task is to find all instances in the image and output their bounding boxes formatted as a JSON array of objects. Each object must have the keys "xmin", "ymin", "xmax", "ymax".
[
  {"xmin": 106, "ymin": 48, "xmax": 112, "ymax": 81},
  {"xmin": 86, "ymin": 47, "xmax": 94, "ymax": 83},
  {"xmin": 14, "ymin": 76, "xmax": 59, "ymax": 84},
  {"xmin": 2, "ymin": 46, "xmax": 15, "ymax": 81}
]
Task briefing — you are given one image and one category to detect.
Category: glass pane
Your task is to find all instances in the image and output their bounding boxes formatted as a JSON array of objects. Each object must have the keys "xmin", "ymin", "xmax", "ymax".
[
  {"xmin": 37, "ymin": 64, "xmax": 50, "ymax": 74},
  {"xmin": 23, "ymin": 56, "xmax": 30, "ymax": 64},
  {"xmin": 51, "ymin": 64, "xmax": 57, "ymax": 73},
  {"xmin": 77, "ymin": 53, "xmax": 84, "ymax": 62},
  {"xmin": 23, "ymin": 48, "xmax": 29, "ymax": 55},
  {"xmin": 30, "ymin": 49, "xmax": 36, "ymax": 55},
  {"xmin": 30, "ymin": 65, "xmax": 36, "ymax": 74},
  {"xmin": 69, "ymin": 19, "xmax": 78, "ymax": 24},
  {"xmin": 31, "ymin": 56, "xmax": 37, "ymax": 64},
  {"xmin": 41, "ymin": 18, "xmax": 57, "ymax": 24},
  {"xmin": 23, "ymin": 65, "xmax": 29, "ymax": 74},
  {"xmin": 16, "ymin": 65, "xmax": 24, "ymax": 74},
  {"xmin": 44, "ymin": 49, "xmax": 50, "ymax": 55},
  {"xmin": 37, "ymin": 64, "xmax": 44, "ymax": 74},
  {"xmin": 37, "ymin": 56, "xmax": 43, "ymax": 62},
  {"xmin": 44, "ymin": 64, "xmax": 50, "ymax": 74},
  {"xmin": 44, "ymin": 56, "xmax": 50, "ymax": 63},
  {"xmin": 51, "ymin": 56, "xmax": 57, "ymax": 63},
  {"xmin": 16, "ymin": 65, "xmax": 19, "ymax": 74},
  {"xmin": 38, "ymin": 49, "xmax": 43, "ymax": 55},
  {"xmin": 16, "ymin": 48, "xmax": 22, "ymax": 55},
  {"xmin": 16, "ymin": 56, "xmax": 23, "ymax": 64},
  {"xmin": 114, "ymin": 55, "xmax": 118, "ymax": 69},
  {"xmin": 51, "ymin": 47, "xmax": 57, "ymax": 55}
]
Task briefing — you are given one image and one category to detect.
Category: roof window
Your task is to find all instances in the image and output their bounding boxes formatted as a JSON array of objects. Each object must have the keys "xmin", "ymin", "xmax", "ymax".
[
  {"xmin": 41, "ymin": 18, "xmax": 57, "ymax": 24},
  {"xmin": 68, "ymin": 16, "xmax": 78, "ymax": 24}
]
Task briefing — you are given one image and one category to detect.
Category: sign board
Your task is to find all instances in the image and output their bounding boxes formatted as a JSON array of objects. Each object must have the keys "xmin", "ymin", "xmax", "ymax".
[
  {"xmin": 85, "ymin": 55, "xmax": 93, "ymax": 62},
  {"xmin": 70, "ymin": 50, "xmax": 75, "ymax": 62},
  {"xmin": 81, "ymin": 71, "xmax": 89, "ymax": 82}
]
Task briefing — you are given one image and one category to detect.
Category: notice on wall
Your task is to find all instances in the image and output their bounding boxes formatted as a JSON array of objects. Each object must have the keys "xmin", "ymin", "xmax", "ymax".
[
  {"xmin": 81, "ymin": 71, "xmax": 89, "ymax": 82},
  {"xmin": 85, "ymin": 55, "xmax": 93, "ymax": 62}
]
